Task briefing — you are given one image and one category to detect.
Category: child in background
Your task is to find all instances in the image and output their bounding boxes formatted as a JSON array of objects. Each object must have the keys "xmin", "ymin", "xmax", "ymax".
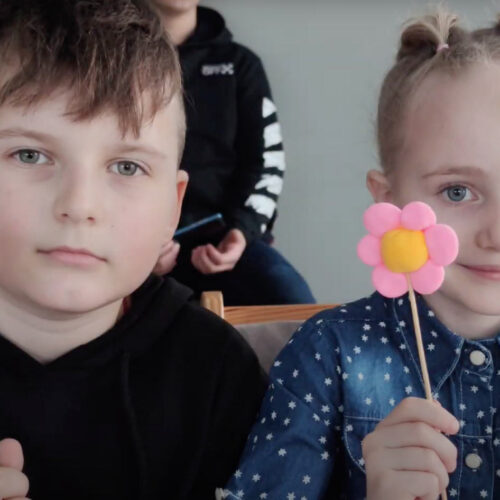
[
  {"xmin": 150, "ymin": 0, "xmax": 316, "ymax": 306},
  {"xmin": 224, "ymin": 8, "xmax": 500, "ymax": 499},
  {"xmin": 0, "ymin": 1, "xmax": 266, "ymax": 499}
]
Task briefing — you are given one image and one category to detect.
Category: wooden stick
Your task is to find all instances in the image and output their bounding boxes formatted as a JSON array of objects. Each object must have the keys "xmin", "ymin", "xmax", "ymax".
[
  {"xmin": 406, "ymin": 275, "xmax": 447, "ymax": 500},
  {"xmin": 406, "ymin": 275, "xmax": 432, "ymax": 400}
]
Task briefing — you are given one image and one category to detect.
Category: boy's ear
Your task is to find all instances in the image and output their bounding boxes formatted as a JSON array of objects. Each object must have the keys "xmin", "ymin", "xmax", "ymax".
[
  {"xmin": 366, "ymin": 169, "xmax": 392, "ymax": 203},
  {"xmin": 172, "ymin": 169, "xmax": 188, "ymax": 227},
  {"xmin": 164, "ymin": 170, "xmax": 188, "ymax": 242}
]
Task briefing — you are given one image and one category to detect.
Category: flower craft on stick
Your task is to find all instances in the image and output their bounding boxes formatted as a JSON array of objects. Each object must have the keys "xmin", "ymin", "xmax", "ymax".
[
  {"xmin": 358, "ymin": 201, "xmax": 459, "ymax": 500},
  {"xmin": 358, "ymin": 202, "xmax": 458, "ymax": 298}
]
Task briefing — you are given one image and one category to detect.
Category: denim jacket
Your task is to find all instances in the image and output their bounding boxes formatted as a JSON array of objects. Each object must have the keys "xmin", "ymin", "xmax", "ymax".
[{"xmin": 223, "ymin": 292, "xmax": 500, "ymax": 499}]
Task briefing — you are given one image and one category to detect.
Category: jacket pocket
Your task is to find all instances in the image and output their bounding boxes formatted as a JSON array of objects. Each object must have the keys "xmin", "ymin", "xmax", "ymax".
[{"xmin": 343, "ymin": 416, "xmax": 381, "ymax": 475}]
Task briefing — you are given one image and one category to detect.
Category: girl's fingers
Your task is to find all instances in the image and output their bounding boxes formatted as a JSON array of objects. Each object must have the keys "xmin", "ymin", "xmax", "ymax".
[
  {"xmin": 378, "ymin": 397, "xmax": 459, "ymax": 435},
  {"xmin": 364, "ymin": 422, "xmax": 457, "ymax": 473},
  {"xmin": 383, "ymin": 446, "xmax": 450, "ymax": 492},
  {"xmin": 368, "ymin": 469, "xmax": 440, "ymax": 500},
  {"xmin": 397, "ymin": 470, "xmax": 441, "ymax": 500},
  {"xmin": 364, "ymin": 399, "xmax": 457, "ymax": 500}
]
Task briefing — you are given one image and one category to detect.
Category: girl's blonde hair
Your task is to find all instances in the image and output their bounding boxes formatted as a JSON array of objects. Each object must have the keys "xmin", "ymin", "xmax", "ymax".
[{"xmin": 378, "ymin": 7, "xmax": 500, "ymax": 173}]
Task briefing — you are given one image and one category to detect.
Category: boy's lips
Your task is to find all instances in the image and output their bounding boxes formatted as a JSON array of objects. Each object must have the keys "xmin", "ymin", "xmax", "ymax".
[
  {"xmin": 38, "ymin": 246, "xmax": 106, "ymax": 266},
  {"xmin": 461, "ymin": 264, "xmax": 500, "ymax": 281}
]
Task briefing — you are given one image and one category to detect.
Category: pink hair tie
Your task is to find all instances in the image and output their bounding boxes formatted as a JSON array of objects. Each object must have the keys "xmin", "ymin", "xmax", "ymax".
[{"xmin": 436, "ymin": 42, "xmax": 449, "ymax": 53}]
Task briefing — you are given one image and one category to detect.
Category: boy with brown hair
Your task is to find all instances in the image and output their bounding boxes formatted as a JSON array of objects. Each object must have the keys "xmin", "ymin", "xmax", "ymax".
[{"xmin": 0, "ymin": 1, "xmax": 266, "ymax": 499}]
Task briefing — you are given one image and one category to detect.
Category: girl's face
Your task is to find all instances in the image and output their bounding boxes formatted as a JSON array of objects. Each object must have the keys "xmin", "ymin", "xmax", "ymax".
[{"xmin": 368, "ymin": 62, "xmax": 500, "ymax": 332}]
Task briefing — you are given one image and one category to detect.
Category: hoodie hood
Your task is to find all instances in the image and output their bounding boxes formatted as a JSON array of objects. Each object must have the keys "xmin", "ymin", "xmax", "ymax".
[{"xmin": 182, "ymin": 6, "xmax": 232, "ymax": 47}]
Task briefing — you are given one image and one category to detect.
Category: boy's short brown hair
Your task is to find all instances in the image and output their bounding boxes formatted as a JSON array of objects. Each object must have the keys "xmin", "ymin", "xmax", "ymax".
[{"xmin": 0, "ymin": 0, "xmax": 183, "ymax": 137}]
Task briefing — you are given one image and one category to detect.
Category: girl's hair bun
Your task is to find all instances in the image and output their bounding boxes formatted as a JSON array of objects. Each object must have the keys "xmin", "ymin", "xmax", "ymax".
[{"xmin": 397, "ymin": 9, "xmax": 459, "ymax": 61}]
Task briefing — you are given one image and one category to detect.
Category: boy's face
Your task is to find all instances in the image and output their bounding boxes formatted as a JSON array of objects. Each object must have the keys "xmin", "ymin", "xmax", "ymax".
[{"xmin": 0, "ymin": 90, "xmax": 187, "ymax": 315}]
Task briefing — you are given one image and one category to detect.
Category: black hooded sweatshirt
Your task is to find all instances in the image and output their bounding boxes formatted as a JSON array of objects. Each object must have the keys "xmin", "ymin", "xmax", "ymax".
[
  {"xmin": 178, "ymin": 7, "xmax": 286, "ymax": 244},
  {"xmin": 0, "ymin": 275, "xmax": 266, "ymax": 499}
]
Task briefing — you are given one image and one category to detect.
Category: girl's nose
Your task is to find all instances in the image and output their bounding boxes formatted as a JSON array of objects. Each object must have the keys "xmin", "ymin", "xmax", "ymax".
[{"xmin": 476, "ymin": 206, "xmax": 500, "ymax": 251}]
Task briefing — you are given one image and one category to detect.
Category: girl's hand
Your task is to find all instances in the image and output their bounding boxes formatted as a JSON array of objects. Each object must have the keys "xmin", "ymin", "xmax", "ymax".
[
  {"xmin": 363, "ymin": 397, "xmax": 459, "ymax": 500},
  {"xmin": 0, "ymin": 438, "xmax": 30, "ymax": 500}
]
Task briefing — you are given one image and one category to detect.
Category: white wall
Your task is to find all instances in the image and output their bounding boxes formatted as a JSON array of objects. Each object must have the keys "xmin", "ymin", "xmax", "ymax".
[{"xmin": 203, "ymin": 0, "xmax": 497, "ymax": 302}]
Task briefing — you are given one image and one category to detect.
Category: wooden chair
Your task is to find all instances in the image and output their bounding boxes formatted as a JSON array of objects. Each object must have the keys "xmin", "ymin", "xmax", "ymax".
[
  {"xmin": 200, "ymin": 291, "xmax": 336, "ymax": 324},
  {"xmin": 200, "ymin": 291, "xmax": 338, "ymax": 372}
]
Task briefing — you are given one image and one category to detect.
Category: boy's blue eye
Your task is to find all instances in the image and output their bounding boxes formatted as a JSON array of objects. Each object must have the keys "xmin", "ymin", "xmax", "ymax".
[
  {"xmin": 112, "ymin": 161, "xmax": 144, "ymax": 176},
  {"xmin": 14, "ymin": 149, "xmax": 49, "ymax": 165},
  {"xmin": 444, "ymin": 185, "xmax": 471, "ymax": 202}
]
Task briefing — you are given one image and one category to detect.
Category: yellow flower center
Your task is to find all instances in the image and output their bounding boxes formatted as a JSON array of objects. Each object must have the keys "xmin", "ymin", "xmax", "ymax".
[{"xmin": 381, "ymin": 229, "xmax": 428, "ymax": 273}]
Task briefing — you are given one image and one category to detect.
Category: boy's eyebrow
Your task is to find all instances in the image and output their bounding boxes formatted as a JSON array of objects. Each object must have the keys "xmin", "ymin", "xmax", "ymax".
[
  {"xmin": 422, "ymin": 166, "xmax": 485, "ymax": 179},
  {"xmin": 114, "ymin": 144, "xmax": 168, "ymax": 161},
  {"xmin": 0, "ymin": 127, "xmax": 56, "ymax": 142},
  {"xmin": 0, "ymin": 128, "xmax": 168, "ymax": 161}
]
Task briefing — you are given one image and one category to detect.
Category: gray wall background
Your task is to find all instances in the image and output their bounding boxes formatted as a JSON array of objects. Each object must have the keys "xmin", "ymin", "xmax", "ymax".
[{"xmin": 203, "ymin": 0, "xmax": 498, "ymax": 303}]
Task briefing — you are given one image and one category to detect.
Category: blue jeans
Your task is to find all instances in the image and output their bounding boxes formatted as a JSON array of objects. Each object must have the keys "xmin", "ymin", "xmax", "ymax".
[{"xmin": 171, "ymin": 240, "xmax": 315, "ymax": 306}]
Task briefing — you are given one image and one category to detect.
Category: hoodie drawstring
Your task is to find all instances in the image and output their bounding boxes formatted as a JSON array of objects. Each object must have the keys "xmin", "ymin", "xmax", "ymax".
[{"xmin": 121, "ymin": 352, "xmax": 148, "ymax": 500}]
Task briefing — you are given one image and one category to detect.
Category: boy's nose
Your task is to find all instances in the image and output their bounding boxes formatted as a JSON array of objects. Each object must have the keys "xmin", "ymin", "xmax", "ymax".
[{"xmin": 52, "ymin": 171, "xmax": 99, "ymax": 224}]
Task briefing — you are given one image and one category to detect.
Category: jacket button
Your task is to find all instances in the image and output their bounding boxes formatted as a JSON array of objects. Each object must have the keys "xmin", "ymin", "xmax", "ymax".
[
  {"xmin": 470, "ymin": 350, "xmax": 486, "ymax": 366},
  {"xmin": 465, "ymin": 453, "xmax": 482, "ymax": 469}
]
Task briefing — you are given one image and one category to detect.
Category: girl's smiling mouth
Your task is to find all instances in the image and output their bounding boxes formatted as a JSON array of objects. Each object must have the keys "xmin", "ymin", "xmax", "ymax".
[{"xmin": 460, "ymin": 264, "xmax": 500, "ymax": 280}]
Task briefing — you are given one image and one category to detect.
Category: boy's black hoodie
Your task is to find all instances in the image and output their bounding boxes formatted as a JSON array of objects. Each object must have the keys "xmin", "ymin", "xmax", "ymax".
[
  {"xmin": 179, "ymin": 7, "xmax": 286, "ymax": 244},
  {"xmin": 0, "ymin": 275, "xmax": 266, "ymax": 499}
]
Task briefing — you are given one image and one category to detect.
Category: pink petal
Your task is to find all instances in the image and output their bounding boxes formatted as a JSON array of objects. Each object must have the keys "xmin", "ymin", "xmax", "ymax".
[
  {"xmin": 363, "ymin": 203, "xmax": 401, "ymax": 237},
  {"xmin": 424, "ymin": 224, "xmax": 459, "ymax": 266},
  {"xmin": 401, "ymin": 201, "xmax": 436, "ymax": 230},
  {"xmin": 410, "ymin": 261, "xmax": 444, "ymax": 295},
  {"xmin": 357, "ymin": 234, "xmax": 381, "ymax": 267},
  {"xmin": 372, "ymin": 265, "xmax": 408, "ymax": 298}
]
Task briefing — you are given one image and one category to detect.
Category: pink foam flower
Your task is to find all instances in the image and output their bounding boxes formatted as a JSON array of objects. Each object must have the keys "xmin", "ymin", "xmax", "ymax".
[{"xmin": 357, "ymin": 202, "xmax": 459, "ymax": 298}]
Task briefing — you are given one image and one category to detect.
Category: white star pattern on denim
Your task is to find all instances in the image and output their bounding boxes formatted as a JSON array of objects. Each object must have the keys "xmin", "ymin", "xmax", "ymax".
[{"xmin": 223, "ymin": 292, "xmax": 500, "ymax": 499}]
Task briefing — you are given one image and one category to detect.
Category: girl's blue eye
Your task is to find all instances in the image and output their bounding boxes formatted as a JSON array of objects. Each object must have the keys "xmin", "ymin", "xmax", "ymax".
[
  {"xmin": 14, "ymin": 149, "xmax": 49, "ymax": 165},
  {"xmin": 444, "ymin": 185, "xmax": 471, "ymax": 202},
  {"xmin": 111, "ymin": 161, "xmax": 144, "ymax": 177}
]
